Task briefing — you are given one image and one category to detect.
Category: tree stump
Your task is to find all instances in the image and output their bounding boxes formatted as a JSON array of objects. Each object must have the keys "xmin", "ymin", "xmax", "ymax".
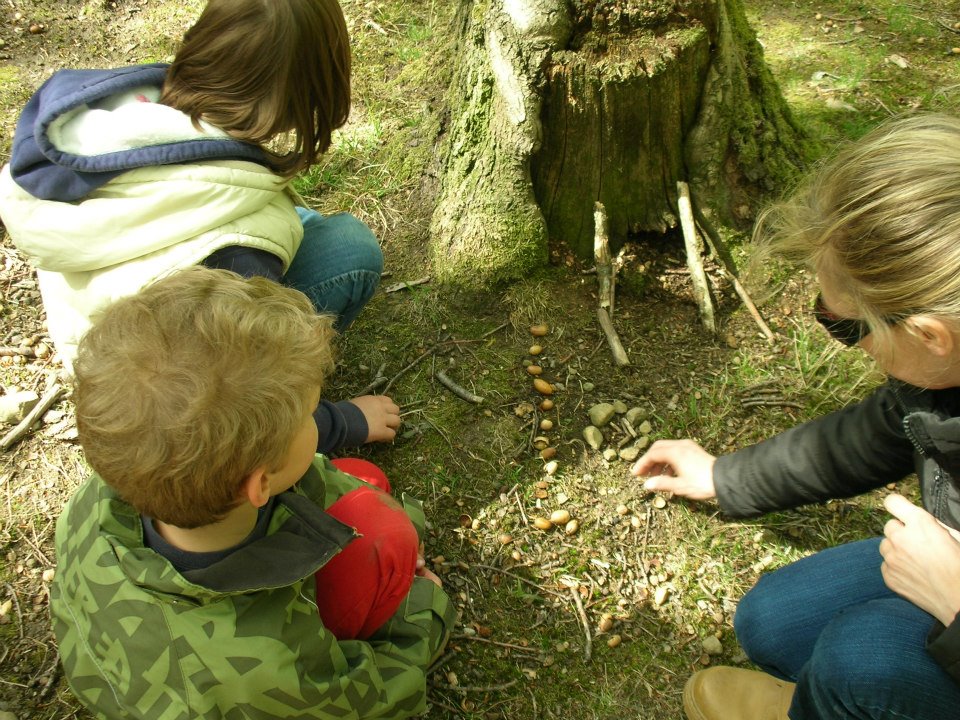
[{"xmin": 430, "ymin": 0, "xmax": 807, "ymax": 286}]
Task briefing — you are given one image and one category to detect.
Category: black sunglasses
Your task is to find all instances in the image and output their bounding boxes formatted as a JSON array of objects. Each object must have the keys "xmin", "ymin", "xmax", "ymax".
[{"xmin": 813, "ymin": 294, "xmax": 901, "ymax": 347}]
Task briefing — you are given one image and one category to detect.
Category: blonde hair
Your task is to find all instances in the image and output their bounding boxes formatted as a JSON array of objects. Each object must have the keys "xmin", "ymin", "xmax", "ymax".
[
  {"xmin": 755, "ymin": 113, "xmax": 960, "ymax": 348},
  {"xmin": 160, "ymin": 0, "xmax": 351, "ymax": 178},
  {"xmin": 73, "ymin": 268, "xmax": 336, "ymax": 528}
]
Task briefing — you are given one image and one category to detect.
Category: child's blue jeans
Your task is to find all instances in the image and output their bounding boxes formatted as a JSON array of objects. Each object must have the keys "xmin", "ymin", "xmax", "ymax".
[
  {"xmin": 284, "ymin": 208, "xmax": 383, "ymax": 331},
  {"xmin": 734, "ymin": 537, "xmax": 960, "ymax": 719}
]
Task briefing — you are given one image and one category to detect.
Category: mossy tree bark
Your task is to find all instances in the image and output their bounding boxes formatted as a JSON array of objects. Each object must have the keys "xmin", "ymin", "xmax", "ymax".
[{"xmin": 431, "ymin": 0, "xmax": 807, "ymax": 287}]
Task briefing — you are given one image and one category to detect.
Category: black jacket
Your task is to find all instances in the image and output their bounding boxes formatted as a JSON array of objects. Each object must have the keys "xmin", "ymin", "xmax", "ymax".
[{"xmin": 715, "ymin": 379, "xmax": 960, "ymax": 684}]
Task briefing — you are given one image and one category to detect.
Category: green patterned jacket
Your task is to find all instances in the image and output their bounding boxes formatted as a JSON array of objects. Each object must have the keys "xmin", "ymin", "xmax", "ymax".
[{"xmin": 51, "ymin": 455, "xmax": 455, "ymax": 719}]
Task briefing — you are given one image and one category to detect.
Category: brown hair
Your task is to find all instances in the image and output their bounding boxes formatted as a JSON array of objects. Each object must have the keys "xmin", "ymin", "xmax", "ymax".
[
  {"xmin": 160, "ymin": 0, "xmax": 351, "ymax": 178},
  {"xmin": 73, "ymin": 267, "xmax": 336, "ymax": 528},
  {"xmin": 755, "ymin": 113, "xmax": 960, "ymax": 351}
]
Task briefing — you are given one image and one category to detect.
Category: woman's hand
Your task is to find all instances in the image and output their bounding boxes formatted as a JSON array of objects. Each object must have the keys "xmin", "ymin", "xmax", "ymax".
[
  {"xmin": 880, "ymin": 494, "xmax": 960, "ymax": 626},
  {"xmin": 629, "ymin": 439, "xmax": 717, "ymax": 500},
  {"xmin": 350, "ymin": 394, "xmax": 401, "ymax": 443}
]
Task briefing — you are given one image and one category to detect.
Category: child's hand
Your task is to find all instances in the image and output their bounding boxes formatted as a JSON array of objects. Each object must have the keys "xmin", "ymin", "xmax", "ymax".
[
  {"xmin": 881, "ymin": 494, "xmax": 960, "ymax": 626},
  {"xmin": 416, "ymin": 566, "xmax": 443, "ymax": 588},
  {"xmin": 630, "ymin": 439, "xmax": 717, "ymax": 500},
  {"xmin": 350, "ymin": 395, "xmax": 401, "ymax": 442}
]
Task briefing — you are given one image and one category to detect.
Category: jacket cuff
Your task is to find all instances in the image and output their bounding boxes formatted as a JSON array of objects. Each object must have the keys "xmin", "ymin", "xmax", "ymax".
[
  {"xmin": 713, "ymin": 453, "xmax": 758, "ymax": 518},
  {"xmin": 313, "ymin": 400, "xmax": 369, "ymax": 455},
  {"xmin": 927, "ymin": 611, "xmax": 960, "ymax": 683}
]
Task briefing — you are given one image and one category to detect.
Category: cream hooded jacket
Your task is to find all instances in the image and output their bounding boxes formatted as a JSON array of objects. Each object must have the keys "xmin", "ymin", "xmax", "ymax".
[{"xmin": 0, "ymin": 64, "xmax": 303, "ymax": 365}]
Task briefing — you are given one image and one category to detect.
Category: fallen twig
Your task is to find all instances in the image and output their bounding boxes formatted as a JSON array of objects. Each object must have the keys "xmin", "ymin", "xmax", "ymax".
[
  {"xmin": 382, "ymin": 345, "xmax": 438, "ymax": 393},
  {"xmin": 741, "ymin": 399, "xmax": 803, "ymax": 409},
  {"xmin": 435, "ymin": 371, "xmax": 484, "ymax": 404},
  {"xmin": 439, "ymin": 679, "xmax": 520, "ymax": 693},
  {"xmin": 383, "ymin": 276, "xmax": 430, "ymax": 294},
  {"xmin": 356, "ymin": 376, "xmax": 388, "ymax": 396},
  {"xmin": 451, "ymin": 634, "xmax": 543, "ymax": 654},
  {"xmin": 677, "ymin": 181, "xmax": 716, "ymax": 333},
  {"xmin": 568, "ymin": 584, "xmax": 593, "ymax": 663},
  {"xmin": 596, "ymin": 308, "xmax": 630, "ymax": 367},
  {"xmin": 1, "ymin": 383, "xmax": 64, "ymax": 452},
  {"xmin": 469, "ymin": 563, "xmax": 567, "ymax": 598},
  {"xmin": 690, "ymin": 193, "xmax": 775, "ymax": 342}
]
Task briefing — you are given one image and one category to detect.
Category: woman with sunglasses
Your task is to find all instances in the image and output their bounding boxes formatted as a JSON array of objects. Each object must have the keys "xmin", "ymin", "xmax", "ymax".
[{"xmin": 632, "ymin": 114, "xmax": 960, "ymax": 720}]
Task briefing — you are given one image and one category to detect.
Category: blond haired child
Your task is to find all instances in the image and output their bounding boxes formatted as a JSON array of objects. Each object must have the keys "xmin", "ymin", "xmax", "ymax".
[
  {"xmin": 632, "ymin": 114, "xmax": 960, "ymax": 720},
  {"xmin": 0, "ymin": 0, "xmax": 398, "ymax": 453},
  {"xmin": 52, "ymin": 267, "xmax": 452, "ymax": 719}
]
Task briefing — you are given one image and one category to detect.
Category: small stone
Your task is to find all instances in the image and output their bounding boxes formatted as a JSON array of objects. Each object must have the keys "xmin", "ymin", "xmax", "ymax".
[
  {"xmin": 653, "ymin": 586, "xmax": 670, "ymax": 606},
  {"xmin": 619, "ymin": 446, "xmax": 640, "ymax": 462},
  {"xmin": 556, "ymin": 492, "xmax": 568, "ymax": 503},
  {"xmin": 582, "ymin": 382, "xmax": 595, "ymax": 392},
  {"xmin": 549, "ymin": 509, "xmax": 571, "ymax": 525},
  {"xmin": 583, "ymin": 425, "xmax": 603, "ymax": 450},
  {"xmin": 625, "ymin": 407, "xmax": 648, "ymax": 426},
  {"xmin": 616, "ymin": 504, "xmax": 630, "ymax": 516},
  {"xmin": 588, "ymin": 402, "xmax": 616, "ymax": 427},
  {"xmin": 471, "ymin": 518, "xmax": 481, "ymax": 530},
  {"xmin": 602, "ymin": 448, "xmax": 617, "ymax": 461},
  {"xmin": 612, "ymin": 400, "xmax": 628, "ymax": 414},
  {"xmin": 637, "ymin": 420, "xmax": 652, "ymax": 435},
  {"xmin": 0, "ymin": 390, "xmax": 39, "ymax": 425},
  {"xmin": 702, "ymin": 636, "xmax": 723, "ymax": 656}
]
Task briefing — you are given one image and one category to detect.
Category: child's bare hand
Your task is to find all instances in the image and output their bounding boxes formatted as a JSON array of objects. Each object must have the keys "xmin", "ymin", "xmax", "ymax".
[
  {"xmin": 630, "ymin": 439, "xmax": 717, "ymax": 500},
  {"xmin": 417, "ymin": 566, "xmax": 443, "ymax": 588},
  {"xmin": 350, "ymin": 395, "xmax": 401, "ymax": 443}
]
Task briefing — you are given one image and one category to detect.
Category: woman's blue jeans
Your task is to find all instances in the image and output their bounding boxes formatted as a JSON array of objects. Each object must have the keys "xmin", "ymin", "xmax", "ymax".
[
  {"xmin": 283, "ymin": 208, "xmax": 383, "ymax": 331},
  {"xmin": 734, "ymin": 538, "xmax": 960, "ymax": 719}
]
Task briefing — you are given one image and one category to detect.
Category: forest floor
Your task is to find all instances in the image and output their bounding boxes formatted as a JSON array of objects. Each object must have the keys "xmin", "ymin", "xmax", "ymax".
[{"xmin": 1, "ymin": 1, "xmax": 959, "ymax": 718}]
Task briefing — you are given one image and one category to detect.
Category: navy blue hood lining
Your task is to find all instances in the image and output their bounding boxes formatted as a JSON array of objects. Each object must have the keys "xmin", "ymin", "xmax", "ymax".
[{"xmin": 10, "ymin": 64, "xmax": 268, "ymax": 202}]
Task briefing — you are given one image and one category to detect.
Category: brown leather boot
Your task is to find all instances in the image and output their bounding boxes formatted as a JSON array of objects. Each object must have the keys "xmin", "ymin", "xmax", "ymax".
[{"xmin": 683, "ymin": 666, "xmax": 795, "ymax": 720}]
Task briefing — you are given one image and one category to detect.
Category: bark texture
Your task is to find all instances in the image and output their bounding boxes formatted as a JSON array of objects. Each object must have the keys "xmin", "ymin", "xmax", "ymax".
[{"xmin": 431, "ymin": 0, "xmax": 806, "ymax": 285}]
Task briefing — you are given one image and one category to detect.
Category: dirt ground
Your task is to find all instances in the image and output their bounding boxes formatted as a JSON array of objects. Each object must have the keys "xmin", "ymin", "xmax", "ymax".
[{"xmin": 1, "ymin": 1, "xmax": 959, "ymax": 719}]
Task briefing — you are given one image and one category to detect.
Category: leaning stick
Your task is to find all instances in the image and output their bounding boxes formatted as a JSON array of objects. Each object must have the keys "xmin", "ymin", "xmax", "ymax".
[
  {"xmin": 569, "ymin": 584, "xmax": 593, "ymax": 663},
  {"xmin": 594, "ymin": 202, "xmax": 615, "ymax": 314},
  {"xmin": 1, "ymin": 383, "xmax": 64, "ymax": 452},
  {"xmin": 677, "ymin": 181, "xmax": 716, "ymax": 333},
  {"xmin": 597, "ymin": 308, "xmax": 630, "ymax": 367},
  {"xmin": 690, "ymin": 200, "xmax": 775, "ymax": 341},
  {"xmin": 435, "ymin": 371, "xmax": 484, "ymax": 404}
]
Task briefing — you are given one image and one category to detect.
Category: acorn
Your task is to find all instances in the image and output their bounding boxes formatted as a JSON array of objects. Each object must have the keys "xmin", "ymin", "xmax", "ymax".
[{"xmin": 533, "ymin": 378, "xmax": 554, "ymax": 395}]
